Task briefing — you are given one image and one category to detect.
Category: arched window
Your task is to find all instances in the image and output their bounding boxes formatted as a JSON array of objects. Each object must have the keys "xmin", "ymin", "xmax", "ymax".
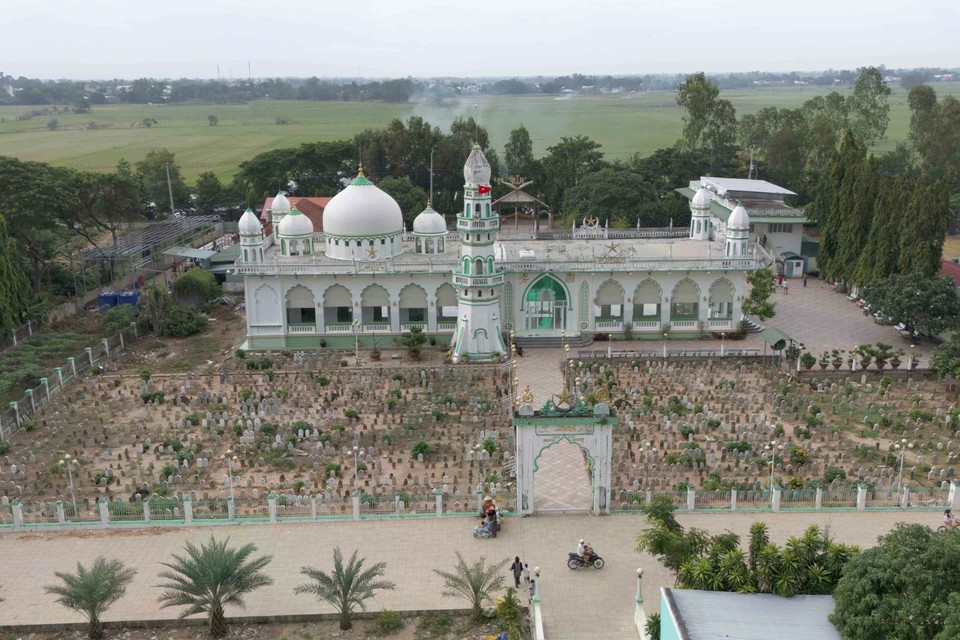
[
  {"xmin": 463, "ymin": 257, "xmax": 471, "ymax": 275},
  {"xmin": 475, "ymin": 203, "xmax": 481, "ymax": 215},
  {"xmin": 475, "ymin": 258, "xmax": 484, "ymax": 275},
  {"xmin": 485, "ymin": 203, "xmax": 490, "ymax": 216}
]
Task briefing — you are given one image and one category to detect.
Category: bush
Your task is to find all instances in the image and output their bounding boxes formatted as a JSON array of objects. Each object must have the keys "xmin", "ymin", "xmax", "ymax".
[
  {"xmin": 773, "ymin": 424, "xmax": 785, "ymax": 437},
  {"xmin": 245, "ymin": 356, "xmax": 273, "ymax": 370},
  {"xmin": 324, "ymin": 462, "xmax": 341, "ymax": 476},
  {"xmin": 344, "ymin": 409, "xmax": 359, "ymax": 419},
  {"xmin": 259, "ymin": 422, "xmax": 277, "ymax": 438},
  {"xmin": 162, "ymin": 304, "xmax": 207, "ymax": 337},
  {"xmin": 726, "ymin": 440, "xmax": 751, "ymax": 453},
  {"xmin": 706, "ymin": 418, "xmax": 721, "ymax": 428},
  {"xmin": 185, "ymin": 412, "xmax": 201, "ymax": 426},
  {"xmin": 909, "ymin": 408, "xmax": 935, "ymax": 421},
  {"xmin": 376, "ymin": 610, "xmax": 404, "ymax": 634},
  {"xmin": 101, "ymin": 304, "xmax": 135, "ymax": 334},
  {"xmin": 679, "ymin": 424, "xmax": 695, "ymax": 438},
  {"xmin": 315, "ymin": 375, "xmax": 330, "ymax": 386},
  {"xmin": 482, "ymin": 437, "xmax": 496, "ymax": 455},
  {"xmin": 0, "ymin": 441, "xmax": 9, "ymax": 455},
  {"xmin": 171, "ymin": 268, "xmax": 221, "ymax": 303},
  {"xmin": 411, "ymin": 440, "xmax": 430, "ymax": 457},
  {"xmin": 140, "ymin": 390, "xmax": 165, "ymax": 404},
  {"xmin": 161, "ymin": 464, "xmax": 176, "ymax": 479},
  {"xmin": 234, "ymin": 348, "xmax": 246, "ymax": 359}
]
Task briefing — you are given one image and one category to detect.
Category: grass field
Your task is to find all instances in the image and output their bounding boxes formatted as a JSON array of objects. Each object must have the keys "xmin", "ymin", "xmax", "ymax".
[{"xmin": 2, "ymin": 83, "xmax": 959, "ymax": 183}]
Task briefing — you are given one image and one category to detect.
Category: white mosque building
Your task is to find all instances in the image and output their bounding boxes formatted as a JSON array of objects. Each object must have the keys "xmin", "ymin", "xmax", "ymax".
[{"xmin": 237, "ymin": 145, "xmax": 760, "ymax": 359}]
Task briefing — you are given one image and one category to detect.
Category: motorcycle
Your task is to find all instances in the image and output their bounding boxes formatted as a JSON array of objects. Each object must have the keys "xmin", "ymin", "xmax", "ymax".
[{"xmin": 567, "ymin": 551, "xmax": 605, "ymax": 570}]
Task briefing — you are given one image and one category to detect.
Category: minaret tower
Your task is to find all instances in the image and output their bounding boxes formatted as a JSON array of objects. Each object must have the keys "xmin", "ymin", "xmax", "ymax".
[
  {"xmin": 689, "ymin": 186, "xmax": 712, "ymax": 240},
  {"xmin": 725, "ymin": 202, "xmax": 751, "ymax": 257},
  {"xmin": 452, "ymin": 144, "xmax": 507, "ymax": 362},
  {"xmin": 238, "ymin": 208, "xmax": 264, "ymax": 263}
]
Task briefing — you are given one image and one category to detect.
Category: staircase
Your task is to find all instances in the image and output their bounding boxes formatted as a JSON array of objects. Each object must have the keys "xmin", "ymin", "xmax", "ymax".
[
  {"xmin": 740, "ymin": 316, "xmax": 765, "ymax": 333},
  {"xmin": 515, "ymin": 334, "xmax": 594, "ymax": 349}
]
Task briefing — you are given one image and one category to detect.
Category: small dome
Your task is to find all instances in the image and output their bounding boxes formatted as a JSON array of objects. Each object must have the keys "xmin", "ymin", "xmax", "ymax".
[
  {"xmin": 322, "ymin": 172, "xmax": 403, "ymax": 238},
  {"xmin": 413, "ymin": 204, "xmax": 447, "ymax": 235},
  {"xmin": 692, "ymin": 187, "xmax": 712, "ymax": 210},
  {"xmin": 463, "ymin": 144, "xmax": 491, "ymax": 186},
  {"xmin": 271, "ymin": 192, "xmax": 291, "ymax": 214},
  {"xmin": 276, "ymin": 207, "xmax": 314, "ymax": 237},
  {"xmin": 238, "ymin": 208, "xmax": 262, "ymax": 235},
  {"xmin": 727, "ymin": 203, "xmax": 750, "ymax": 230}
]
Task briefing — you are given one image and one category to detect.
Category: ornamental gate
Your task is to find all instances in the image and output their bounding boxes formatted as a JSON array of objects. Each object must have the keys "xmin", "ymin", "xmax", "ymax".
[{"xmin": 513, "ymin": 392, "xmax": 614, "ymax": 516}]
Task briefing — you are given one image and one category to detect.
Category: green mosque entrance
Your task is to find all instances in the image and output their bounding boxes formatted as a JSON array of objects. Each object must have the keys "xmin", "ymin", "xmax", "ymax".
[{"xmin": 523, "ymin": 276, "xmax": 567, "ymax": 334}]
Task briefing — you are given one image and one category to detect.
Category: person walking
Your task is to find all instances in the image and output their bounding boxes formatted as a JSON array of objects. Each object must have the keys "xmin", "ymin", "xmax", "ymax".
[
  {"xmin": 802, "ymin": 274, "xmax": 808, "ymax": 288},
  {"xmin": 511, "ymin": 556, "xmax": 523, "ymax": 589},
  {"xmin": 523, "ymin": 563, "xmax": 531, "ymax": 584}
]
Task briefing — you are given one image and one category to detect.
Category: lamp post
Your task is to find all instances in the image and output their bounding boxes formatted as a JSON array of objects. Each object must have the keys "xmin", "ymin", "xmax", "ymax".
[
  {"xmin": 720, "ymin": 332, "xmax": 726, "ymax": 357},
  {"xmin": 851, "ymin": 345, "xmax": 857, "ymax": 372},
  {"xmin": 796, "ymin": 342, "xmax": 805, "ymax": 373},
  {"xmin": 353, "ymin": 445, "xmax": 360, "ymax": 481},
  {"xmin": 561, "ymin": 329, "xmax": 566, "ymax": 352},
  {"xmin": 895, "ymin": 438, "xmax": 913, "ymax": 491},
  {"xmin": 534, "ymin": 566, "xmax": 541, "ymax": 601},
  {"xmin": 764, "ymin": 441, "xmax": 782, "ymax": 492},
  {"xmin": 475, "ymin": 444, "xmax": 483, "ymax": 488},
  {"xmin": 352, "ymin": 318, "xmax": 361, "ymax": 365},
  {"xmin": 222, "ymin": 450, "xmax": 237, "ymax": 502},
  {"xmin": 636, "ymin": 567, "xmax": 644, "ymax": 604},
  {"xmin": 662, "ymin": 332, "xmax": 668, "ymax": 359},
  {"xmin": 59, "ymin": 454, "xmax": 79, "ymax": 517},
  {"xmin": 909, "ymin": 344, "xmax": 915, "ymax": 370}
]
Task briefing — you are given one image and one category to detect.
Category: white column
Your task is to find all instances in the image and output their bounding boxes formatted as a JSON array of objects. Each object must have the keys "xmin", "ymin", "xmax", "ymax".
[
  {"xmin": 98, "ymin": 498, "xmax": 109, "ymax": 526},
  {"xmin": 143, "ymin": 500, "xmax": 151, "ymax": 523},
  {"xmin": 435, "ymin": 489, "xmax": 443, "ymax": 517},
  {"xmin": 56, "ymin": 500, "xmax": 65, "ymax": 525},
  {"xmin": 267, "ymin": 493, "xmax": 277, "ymax": 523},
  {"xmin": 686, "ymin": 487, "xmax": 696, "ymax": 511},
  {"xmin": 310, "ymin": 495, "xmax": 317, "ymax": 519},
  {"xmin": 902, "ymin": 486, "xmax": 910, "ymax": 509},
  {"xmin": 771, "ymin": 487, "xmax": 781, "ymax": 512},
  {"xmin": 815, "ymin": 487, "xmax": 823, "ymax": 510},
  {"xmin": 227, "ymin": 497, "xmax": 236, "ymax": 520},
  {"xmin": 12, "ymin": 499, "xmax": 23, "ymax": 529},
  {"xmin": 730, "ymin": 489, "xmax": 737, "ymax": 511},
  {"xmin": 428, "ymin": 301, "xmax": 438, "ymax": 333},
  {"xmin": 856, "ymin": 485, "xmax": 867, "ymax": 511},
  {"xmin": 352, "ymin": 493, "xmax": 361, "ymax": 520},
  {"xmin": 183, "ymin": 496, "xmax": 194, "ymax": 525}
]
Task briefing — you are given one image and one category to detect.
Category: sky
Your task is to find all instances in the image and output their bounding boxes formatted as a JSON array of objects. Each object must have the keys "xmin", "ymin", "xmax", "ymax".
[{"xmin": 2, "ymin": 0, "xmax": 958, "ymax": 80}]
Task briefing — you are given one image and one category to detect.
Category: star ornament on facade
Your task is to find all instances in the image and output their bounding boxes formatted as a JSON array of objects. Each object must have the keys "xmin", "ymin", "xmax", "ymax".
[
  {"xmin": 366, "ymin": 245, "xmax": 378, "ymax": 259},
  {"xmin": 552, "ymin": 390, "xmax": 573, "ymax": 410},
  {"xmin": 605, "ymin": 242, "xmax": 619, "ymax": 255}
]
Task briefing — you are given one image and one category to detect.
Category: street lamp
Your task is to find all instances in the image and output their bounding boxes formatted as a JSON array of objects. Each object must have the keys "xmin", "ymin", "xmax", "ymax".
[
  {"xmin": 720, "ymin": 332, "xmax": 726, "ymax": 357},
  {"xmin": 59, "ymin": 454, "xmax": 79, "ymax": 517},
  {"xmin": 352, "ymin": 318, "xmax": 362, "ymax": 365},
  {"xmin": 796, "ymin": 342, "xmax": 805, "ymax": 373},
  {"xmin": 662, "ymin": 332, "xmax": 669, "ymax": 359},
  {"xmin": 895, "ymin": 439, "xmax": 913, "ymax": 491},
  {"xmin": 764, "ymin": 441, "xmax": 782, "ymax": 493},
  {"xmin": 475, "ymin": 444, "xmax": 484, "ymax": 488},
  {"xmin": 353, "ymin": 445, "xmax": 360, "ymax": 481},
  {"xmin": 221, "ymin": 450, "xmax": 237, "ymax": 502}
]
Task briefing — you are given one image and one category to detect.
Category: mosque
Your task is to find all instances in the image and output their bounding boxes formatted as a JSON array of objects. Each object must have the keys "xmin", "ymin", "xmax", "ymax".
[{"xmin": 236, "ymin": 145, "xmax": 764, "ymax": 360}]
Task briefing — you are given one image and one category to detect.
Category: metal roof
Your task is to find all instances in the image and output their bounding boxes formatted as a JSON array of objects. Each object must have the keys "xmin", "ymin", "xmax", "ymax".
[
  {"xmin": 162, "ymin": 246, "xmax": 217, "ymax": 260},
  {"xmin": 700, "ymin": 177, "xmax": 796, "ymax": 197},
  {"xmin": 81, "ymin": 216, "xmax": 221, "ymax": 262},
  {"xmin": 664, "ymin": 588, "xmax": 840, "ymax": 640},
  {"xmin": 761, "ymin": 327, "xmax": 792, "ymax": 351},
  {"xmin": 676, "ymin": 187, "xmax": 807, "ymax": 223}
]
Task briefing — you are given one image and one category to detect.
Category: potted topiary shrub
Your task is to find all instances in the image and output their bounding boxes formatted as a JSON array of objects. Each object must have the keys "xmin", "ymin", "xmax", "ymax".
[
  {"xmin": 890, "ymin": 349, "xmax": 904, "ymax": 369},
  {"xmin": 800, "ymin": 352, "xmax": 817, "ymax": 370},
  {"xmin": 854, "ymin": 344, "xmax": 874, "ymax": 370},
  {"xmin": 818, "ymin": 352, "xmax": 830, "ymax": 370},
  {"xmin": 396, "ymin": 326, "xmax": 427, "ymax": 360},
  {"xmin": 831, "ymin": 349, "xmax": 844, "ymax": 370},
  {"xmin": 370, "ymin": 338, "xmax": 381, "ymax": 361},
  {"xmin": 873, "ymin": 342, "xmax": 894, "ymax": 370}
]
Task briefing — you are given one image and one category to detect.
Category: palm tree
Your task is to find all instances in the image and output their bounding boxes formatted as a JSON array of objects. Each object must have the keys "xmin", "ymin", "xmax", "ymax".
[
  {"xmin": 45, "ymin": 557, "xmax": 137, "ymax": 639},
  {"xmin": 747, "ymin": 522, "xmax": 769, "ymax": 575},
  {"xmin": 644, "ymin": 612, "xmax": 661, "ymax": 640},
  {"xmin": 293, "ymin": 547, "xmax": 395, "ymax": 631},
  {"xmin": 434, "ymin": 552, "xmax": 508, "ymax": 620},
  {"xmin": 156, "ymin": 536, "xmax": 273, "ymax": 637}
]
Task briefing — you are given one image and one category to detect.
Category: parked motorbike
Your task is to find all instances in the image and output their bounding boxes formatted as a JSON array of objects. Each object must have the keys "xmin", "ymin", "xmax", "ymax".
[{"xmin": 567, "ymin": 551, "xmax": 605, "ymax": 570}]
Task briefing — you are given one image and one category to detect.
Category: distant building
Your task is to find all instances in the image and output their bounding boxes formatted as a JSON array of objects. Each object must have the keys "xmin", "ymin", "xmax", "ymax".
[
  {"xmin": 656, "ymin": 588, "xmax": 841, "ymax": 640},
  {"xmin": 259, "ymin": 196, "xmax": 332, "ymax": 237},
  {"xmin": 678, "ymin": 177, "xmax": 810, "ymax": 277}
]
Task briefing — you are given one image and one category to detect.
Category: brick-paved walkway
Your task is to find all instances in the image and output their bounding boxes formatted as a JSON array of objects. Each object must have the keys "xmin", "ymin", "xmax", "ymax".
[{"xmin": 0, "ymin": 511, "xmax": 942, "ymax": 638}]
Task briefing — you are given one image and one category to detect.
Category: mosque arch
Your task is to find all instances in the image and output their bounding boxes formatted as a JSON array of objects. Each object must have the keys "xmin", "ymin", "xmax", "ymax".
[
  {"xmin": 708, "ymin": 278, "xmax": 735, "ymax": 319},
  {"xmin": 522, "ymin": 274, "xmax": 570, "ymax": 333},
  {"xmin": 632, "ymin": 279, "xmax": 662, "ymax": 320},
  {"xmin": 436, "ymin": 283, "xmax": 458, "ymax": 322},
  {"xmin": 285, "ymin": 284, "xmax": 316, "ymax": 327},
  {"xmin": 322, "ymin": 284, "xmax": 353, "ymax": 325},
  {"xmin": 594, "ymin": 279, "xmax": 625, "ymax": 321},
  {"xmin": 399, "ymin": 283, "xmax": 428, "ymax": 325},
  {"xmin": 360, "ymin": 283, "xmax": 390, "ymax": 325},
  {"xmin": 670, "ymin": 278, "xmax": 701, "ymax": 321},
  {"xmin": 253, "ymin": 284, "xmax": 280, "ymax": 326}
]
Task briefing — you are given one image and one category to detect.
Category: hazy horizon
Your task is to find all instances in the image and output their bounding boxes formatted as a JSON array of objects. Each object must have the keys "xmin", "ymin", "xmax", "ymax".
[{"xmin": 2, "ymin": 0, "xmax": 957, "ymax": 81}]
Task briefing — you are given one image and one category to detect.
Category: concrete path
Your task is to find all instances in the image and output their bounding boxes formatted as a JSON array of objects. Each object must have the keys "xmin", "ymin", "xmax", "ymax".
[{"xmin": 0, "ymin": 511, "xmax": 940, "ymax": 637}]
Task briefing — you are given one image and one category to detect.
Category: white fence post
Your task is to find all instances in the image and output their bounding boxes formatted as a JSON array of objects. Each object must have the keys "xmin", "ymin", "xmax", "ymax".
[
  {"xmin": 267, "ymin": 493, "xmax": 277, "ymax": 523},
  {"xmin": 25, "ymin": 389, "xmax": 35, "ymax": 413},
  {"xmin": 435, "ymin": 489, "xmax": 443, "ymax": 517},
  {"xmin": 645, "ymin": 489, "xmax": 652, "ymax": 506},
  {"xmin": 815, "ymin": 487, "xmax": 823, "ymax": 510},
  {"xmin": 85, "ymin": 347, "xmax": 93, "ymax": 368},
  {"xmin": 183, "ymin": 495, "xmax": 193, "ymax": 525},
  {"xmin": 41, "ymin": 378, "xmax": 50, "ymax": 402},
  {"xmin": 56, "ymin": 500, "xmax": 65, "ymax": 525},
  {"xmin": 686, "ymin": 487, "xmax": 696, "ymax": 511},
  {"xmin": 772, "ymin": 487, "xmax": 781, "ymax": 512},
  {"xmin": 143, "ymin": 500, "xmax": 151, "ymax": 523},
  {"xmin": 949, "ymin": 482, "xmax": 957, "ymax": 509},
  {"xmin": 730, "ymin": 489, "xmax": 737, "ymax": 511},
  {"xmin": 856, "ymin": 485, "xmax": 867, "ymax": 511},
  {"xmin": 9, "ymin": 402, "xmax": 20, "ymax": 428},
  {"xmin": 69, "ymin": 357, "xmax": 77, "ymax": 379},
  {"xmin": 227, "ymin": 497, "xmax": 236, "ymax": 520},
  {"xmin": 310, "ymin": 495, "xmax": 317, "ymax": 520},
  {"xmin": 352, "ymin": 493, "xmax": 361, "ymax": 521},
  {"xmin": 102, "ymin": 338, "xmax": 109, "ymax": 358},
  {"xmin": 98, "ymin": 498, "xmax": 109, "ymax": 526},
  {"xmin": 12, "ymin": 499, "xmax": 23, "ymax": 529}
]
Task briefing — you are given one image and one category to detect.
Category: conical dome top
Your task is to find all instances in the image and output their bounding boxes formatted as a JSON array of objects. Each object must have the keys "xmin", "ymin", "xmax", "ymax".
[
  {"xmin": 463, "ymin": 144, "xmax": 491, "ymax": 186},
  {"xmin": 271, "ymin": 192, "xmax": 291, "ymax": 213},
  {"xmin": 728, "ymin": 202, "xmax": 750, "ymax": 230},
  {"xmin": 238, "ymin": 207, "xmax": 262, "ymax": 235}
]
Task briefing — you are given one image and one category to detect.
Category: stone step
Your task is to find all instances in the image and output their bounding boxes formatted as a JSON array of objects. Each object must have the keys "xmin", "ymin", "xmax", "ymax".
[
  {"xmin": 515, "ymin": 335, "xmax": 594, "ymax": 349},
  {"xmin": 740, "ymin": 316, "xmax": 764, "ymax": 333}
]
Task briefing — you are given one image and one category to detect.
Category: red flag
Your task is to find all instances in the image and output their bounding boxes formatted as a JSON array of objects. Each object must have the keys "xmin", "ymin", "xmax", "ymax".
[{"xmin": 478, "ymin": 185, "xmax": 491, "ymax": 195}]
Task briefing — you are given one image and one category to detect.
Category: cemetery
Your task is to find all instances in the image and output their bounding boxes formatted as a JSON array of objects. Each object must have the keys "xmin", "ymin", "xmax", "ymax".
[
  {"xmin": 0, "ymin": 350, "xmax": 515, "ymax": 525},
  {"xmin": 568, "ymin": 357, "xmax": 960, "ymax": 510}
]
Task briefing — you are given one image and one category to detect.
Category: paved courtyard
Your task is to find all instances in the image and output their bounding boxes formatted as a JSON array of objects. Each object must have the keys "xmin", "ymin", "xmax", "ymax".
[{"xmin": 0, "ymin": 510, "xmax": 942, "ymax": 639}]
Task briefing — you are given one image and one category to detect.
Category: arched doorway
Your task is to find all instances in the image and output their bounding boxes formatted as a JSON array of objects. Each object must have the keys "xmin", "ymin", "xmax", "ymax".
[
  {"xmin": 522, "ymin": 275, "xmax": 568, "ymax": 335},
  {"xmin": 514, "ymin": 397, "xmax": 614, "ymax": 516}
]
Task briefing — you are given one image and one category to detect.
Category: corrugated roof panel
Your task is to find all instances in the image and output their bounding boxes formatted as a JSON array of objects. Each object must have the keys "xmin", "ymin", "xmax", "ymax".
[
  {"xmin": 701, "ymin": 177, "xmax": 797, "ymax": 196},
  {"xmin": 668, "ymin": 589, "xmax": 840, "ymax": 640}
]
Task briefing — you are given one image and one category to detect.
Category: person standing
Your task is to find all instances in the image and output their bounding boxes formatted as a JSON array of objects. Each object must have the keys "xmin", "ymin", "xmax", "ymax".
[
  {"xmin": 802, "ymin": 274, "xmax": 808, "ymax": 288},
  {"xmin": 511, "ymin": 556, "xmax": 523, "ymax": 588},
  {"xmin": 523, "ymin": 563, "xmax": 531, "ymax": 584}
]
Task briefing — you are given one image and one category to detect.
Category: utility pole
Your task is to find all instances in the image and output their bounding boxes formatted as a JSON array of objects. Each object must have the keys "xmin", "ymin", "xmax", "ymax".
[
  {"xmin": 429, "ymin": 147, "xmax": 435, "ymax": 204},
  {"xmin": 165, "ymin": 163, "xmax": 176, "ymax": 218}
]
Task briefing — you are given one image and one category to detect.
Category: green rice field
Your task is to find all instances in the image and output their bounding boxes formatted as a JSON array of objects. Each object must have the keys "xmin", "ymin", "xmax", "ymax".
[{"xmin": 1, "ymin": 82, "xmax": 958, "ymax": 183}]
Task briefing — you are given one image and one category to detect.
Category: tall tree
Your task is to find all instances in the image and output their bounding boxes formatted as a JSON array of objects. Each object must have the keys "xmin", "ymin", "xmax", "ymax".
[
  {"xmin": 814, "ymin": 133, "xmax": 867, "ymax": 281},
  {"xmin": 676, "ymin": 72, "xmax": 721, "ymax": 151},
  {"xmin": 541, "ymin": 135, "xmax": 604, "ymax": 211},
  {"xmin": 45, "ymin": 557, "xmax": 137, "ymax": 640},
  {"xmin": 503, "ymin": 125, "xmax": 538, "ymax": 179},
  {"xmin": 742, "ymin": 267, "xmax": 776, "ymax": 321},
  {"xmin": 67, "ymin": 164, "xmax": 142, "ymax": 247},
  {"xmin": 135, "ymin": 148, "xmax": 189, "ymax": 216},
  {"xmin": 831, "ymin": 156, "xmax": 879, "ymax": 284},
  {"xmin": 561, "ymin": 167, "xmax": 659, "ymax": 227},
  {"xmin": 194, "ymin": 171, "xmax": 224, "ymax": 216},
  {"xmin": 831, "ymin": 524, "xmax": 960, "ymax": 640},
  {"xmin": 847, "ymin": 66, "xmax": 891, "ymax": 147},
  {"xmin": 0, "ymin": 213, "xmax": 31, "ymax": 336},
  {"xmin": 852, "ymin": 174, "xmax": 913, "ymax": 284},
  {"xmin": 377, "ymin": 176, "xmax": 427, "ymax": 227},
  {"xmin": 897, "ymin": 179, "xmax": 952, "ymax": 276},
  {"xmin": 156, "ymin": 536, "xmax": 273, "ymax": 638},
  {"xmin": 861, "ymin": 273, "xmax": 960, "ymax": 338},
  {"xmin": 293, "ymin": 547, "xmax": 395, "ymax": 631}
]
